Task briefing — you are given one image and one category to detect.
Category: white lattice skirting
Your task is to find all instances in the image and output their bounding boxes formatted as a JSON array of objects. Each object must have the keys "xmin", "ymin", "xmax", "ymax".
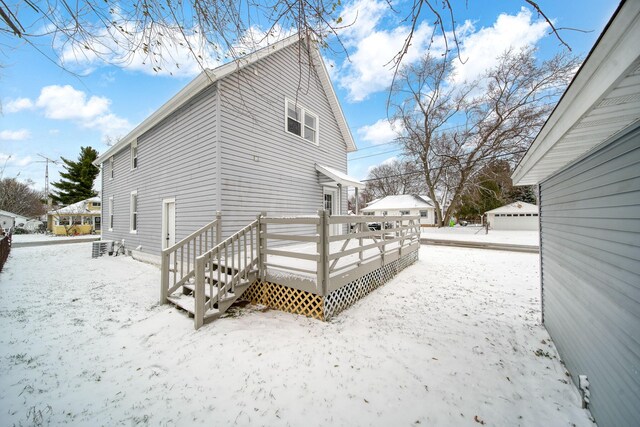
[
  {"xmin": 243, "ymin": 249, "xmax": 419, "ymax": 320},
  {"xmin": 323, "ymin": 249, "xmax": 419, "ymax": 320}
]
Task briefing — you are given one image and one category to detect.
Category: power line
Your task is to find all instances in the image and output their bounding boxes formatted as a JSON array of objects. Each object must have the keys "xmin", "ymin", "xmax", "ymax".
[{"xmin": 360, "ymin": 149, "xmax": 528, "ymax": 182}]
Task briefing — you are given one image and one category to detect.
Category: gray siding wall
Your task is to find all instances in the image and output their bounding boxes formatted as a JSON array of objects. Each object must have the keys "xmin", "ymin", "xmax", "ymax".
[
  {"xmin": 217, "ymin": 43, "xmax": 349, "ymax": 236},
  {"xmin": 101, "ymin": 85, "xmax": 219, "ymax": 255},
  {"xmin": 539, "ymin": 124, "xmax": 640, "ymax": 427}
]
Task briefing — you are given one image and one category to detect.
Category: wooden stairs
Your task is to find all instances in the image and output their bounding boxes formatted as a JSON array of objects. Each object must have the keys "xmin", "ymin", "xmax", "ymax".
[
  {"xmin": 161, "ymin": 216, "xmax": 260, "ymax": 329},
  {"xmin": 166, "ymin": 263, "xmax": 258, "ymax": 324}
]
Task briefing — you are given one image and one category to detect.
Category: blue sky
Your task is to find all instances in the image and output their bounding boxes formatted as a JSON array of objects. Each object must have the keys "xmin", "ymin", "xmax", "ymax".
[{"xmin": 0, "ymin": 0, "xmax": 619, "ymax": 192}]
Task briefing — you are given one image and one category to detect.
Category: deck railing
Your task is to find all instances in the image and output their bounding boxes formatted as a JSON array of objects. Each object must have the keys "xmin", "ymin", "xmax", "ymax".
[
  {"xmin": 194, "ymin": 219, "xmax": 259, "ymax": 328},
  {"xmin": 160, "ymin": 212, "xmax": 221, "ymax": 303},
  {"xmin": 260, "ymin": 211, "xmax": 421, "ymax": 295},
  {"xmin": 163, "ymin": 210, "xmax": 420, "ymax": 327}
]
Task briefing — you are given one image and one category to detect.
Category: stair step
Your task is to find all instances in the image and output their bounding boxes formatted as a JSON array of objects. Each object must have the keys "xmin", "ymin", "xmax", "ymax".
[
  {"xmin": 167, "ymin": 295, "xmax": 196, "ymax": 316},
  {"xmin": 183, "ymin": 280, "xmax": 251, "ymax": 300},
  {"xmin": 167, "ymin": 295, "xmax": 222, "ymax": 322}
]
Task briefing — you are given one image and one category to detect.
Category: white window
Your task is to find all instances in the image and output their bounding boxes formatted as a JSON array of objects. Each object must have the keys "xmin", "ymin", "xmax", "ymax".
[
  {"xmin": 108, "ymin": 197, "xmax": 114, "ymax": 231},
  {"xmin": 110, "ymin": 157, "xmax": 114, "ymax": 179},
  {"xmin": 400, "ymin": 210, "xmax": 410, "ymax": 215},
  {"xmin": 131, "ymin": 140, "xmax": 138, "ymax": 170},
  {"xmin": 285, "ymin": 98, "xmax": 319, "ymax": 144},
  {"xmin": 420, "ymin": 210, "xmax": 428, "ymax": 218},
  {"xmin": 130, "ymin": 191, "xmax": 138, "ymax": 233}
]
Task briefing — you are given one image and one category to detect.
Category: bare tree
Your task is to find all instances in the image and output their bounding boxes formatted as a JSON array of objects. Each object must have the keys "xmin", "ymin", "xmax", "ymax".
[
  {"xmin": 392, "ymin": 47, "xmax": 580, "ymax": 226},
  {"xmin": 0, "ymin": 177, "xmax": 46, "ymax": 218},
  {"xmin": 0, "ymin": 1, "xmax": 571, "ymax": 77},
  {"xmin": 365, "ymin": 158, "xmax": 422, "ymax": 198}
]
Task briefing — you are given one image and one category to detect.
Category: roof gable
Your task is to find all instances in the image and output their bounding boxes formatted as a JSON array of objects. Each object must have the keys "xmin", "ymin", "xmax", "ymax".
[
  {"xmin": 485, "ymin": 201, "xmax": 538, "ymax": 214},
  {"xmin": 95, "ymin": 34, "xmax": 355, "ymax": 165},
  {"xmin": 362, "ymin": 195, "xmax": 435, "ymax": 211}
]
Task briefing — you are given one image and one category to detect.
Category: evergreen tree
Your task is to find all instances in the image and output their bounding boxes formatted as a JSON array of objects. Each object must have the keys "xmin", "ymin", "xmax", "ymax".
[{"xmin": 50, "ymin": 146, "xmax": 100, "ymax": 205}]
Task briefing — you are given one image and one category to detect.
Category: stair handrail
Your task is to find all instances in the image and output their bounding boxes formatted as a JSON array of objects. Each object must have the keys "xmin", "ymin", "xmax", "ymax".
[
  {"xmin": 160, "ymin": 212, "xmax": 221, "ymax": 304},
  {"xmin": 194, "ymin": 218, "xmax": 260, "ymax": 329}
]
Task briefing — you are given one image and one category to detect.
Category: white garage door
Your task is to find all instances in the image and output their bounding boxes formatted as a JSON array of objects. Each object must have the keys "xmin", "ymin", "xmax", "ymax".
[{"xmin": 489, "ymin": 213, "xmax": 538, "ymax": 230}]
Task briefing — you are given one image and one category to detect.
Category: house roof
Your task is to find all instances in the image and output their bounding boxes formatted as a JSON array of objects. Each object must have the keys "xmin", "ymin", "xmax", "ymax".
[
  {"xmin": 315, "ymin": 164, "xmax": 365, "ymax": 189},
  {"xmin": 49, "ymin": 197, "xmax": 101, "ymax": 215},
  {"xmin": 361, "ymin": 195, "xmax": 434, "ymax": 212},
  {"xmin": 94, "ymin": 34, "xmax": 356, "ymax": 166},
  {"xmin": 512, "ymin": 1, "xmax": 640, "ymax": 185},
  {"xmin": 485, "ymin": 201, "xmax": 538, "ymax": 215},
  {"xmin": 0, "ymin": 209, "xmax": 29, "ymax": 221}
]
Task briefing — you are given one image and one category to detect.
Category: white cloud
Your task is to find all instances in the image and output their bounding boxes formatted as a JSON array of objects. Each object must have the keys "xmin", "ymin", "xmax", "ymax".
[
  {"xmin": 335, "ymin": 0, "xmax": 438, "ymax": 101},
  {"xmin": 36, "ymin": 85, "xmax": 111, "ymax": 120},
  {"xmin": 366, "ymin": 155, "xmax": 398, "ymax": 173},
  {"xmin": 0, "ymin": 129, "xmax": 31, "ymax": 141},
  {"xmin": 17, "ymin": 85, "xmax": 132, "ymax": 143},
  {"xmin": 4, "ymin": 97, "xmax": 34, "ymax": 113},
  {"xmin": 451, "ymin": 8, "xmax": 549, "ymax": 85},
  {"xmin": 58, "ymin": 15, "xmax": 223, "ymax": 78},
  {"xmin": 0, "ymin": 153, "xmax": 32, "ymax": 167},
  {"xmin": 335, "ymin": 2, "xmax": 551, "ymax": 101},
  {"xmin": 357, "ymin": 118, "xmax": 400, "ymax": 145}
]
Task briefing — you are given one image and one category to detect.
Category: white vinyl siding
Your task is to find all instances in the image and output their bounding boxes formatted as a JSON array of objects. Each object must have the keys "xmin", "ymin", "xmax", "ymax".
[
  {"xmin": 539, "ymin": 124, "xmax": 640, "ymax": 427},
  {"xmin": 101, "ymin": 85, "xmax": 219, "ymax": 254}
]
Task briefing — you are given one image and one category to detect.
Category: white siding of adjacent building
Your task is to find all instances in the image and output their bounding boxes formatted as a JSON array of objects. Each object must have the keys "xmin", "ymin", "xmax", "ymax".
[{"xmin": 539, "ymin": 124, "xmax": 640, "ymax": 427}]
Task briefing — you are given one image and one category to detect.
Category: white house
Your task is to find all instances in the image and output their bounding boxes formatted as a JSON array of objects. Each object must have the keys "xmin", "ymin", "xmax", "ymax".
[
  {"xmin": 511, "ymin": 2, "xmax": 640, "ymax": 426},
  {"xmin": 361, "ymin": 195, "xmax": 436, "ymax": 226},
  {"xmin": 94, "ymin": 33, "xmax": 364, "ymax": 260},
  {"xmin": 485, "ymin": 201, "xmax": 538, "ymax": 230},
  {"xmin": 0, "ymin": 209, "xmax": 29, "ymax": 231}
]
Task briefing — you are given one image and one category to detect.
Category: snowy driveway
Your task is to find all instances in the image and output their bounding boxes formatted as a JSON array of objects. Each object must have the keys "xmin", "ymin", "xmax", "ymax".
[{"xmin": 0, "ymin": 243, "xmax": 592, "ymax": 426}]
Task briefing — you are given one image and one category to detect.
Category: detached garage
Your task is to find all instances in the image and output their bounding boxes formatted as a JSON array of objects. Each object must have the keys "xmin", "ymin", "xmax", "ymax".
[
  {"xmin": 485, "ymin": 201, "xmax": 539, "ymax": 230},
  {"xmin": 511, "ymin": 2, "xmax": 640, "ymax": 426}
]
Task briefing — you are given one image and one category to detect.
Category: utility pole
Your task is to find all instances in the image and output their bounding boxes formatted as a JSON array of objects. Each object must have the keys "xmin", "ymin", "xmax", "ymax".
[{"xmin": 34, "ymin": 154, "xmax": 60, "ymax": 210}]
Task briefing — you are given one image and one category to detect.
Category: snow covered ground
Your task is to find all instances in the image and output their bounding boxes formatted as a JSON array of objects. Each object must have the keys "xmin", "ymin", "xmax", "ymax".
[
  {"xmin": 10, "ymin": 233, "xmax": 99, "ymax": 243},
  {"xmin": 421, "ymin": 226, "xmax": 540, "ymax": 246},
  {"xmin": 0, "ymin": 243, "xmax": 591, "ymax": 426}
]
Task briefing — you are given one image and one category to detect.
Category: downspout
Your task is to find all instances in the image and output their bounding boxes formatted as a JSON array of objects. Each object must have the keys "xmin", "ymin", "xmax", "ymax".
[
  {"xmin": 538, "ymin": 183, "xmax": 544, "ymax": 324},
  {"xmin": 215, "ymin": 80, "xmax": 222, "ymax": 215}
]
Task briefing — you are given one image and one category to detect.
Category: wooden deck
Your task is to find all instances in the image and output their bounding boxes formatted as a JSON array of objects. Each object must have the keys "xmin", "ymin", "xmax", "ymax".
[{"xmin": 161, "ymin": 211, "xmax": 421, "ymax": 328}]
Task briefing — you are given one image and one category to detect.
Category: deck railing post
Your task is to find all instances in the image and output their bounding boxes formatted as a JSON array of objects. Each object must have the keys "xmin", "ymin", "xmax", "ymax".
[
  {"xmin": 160, "ymin": 251, "xmax": 169, "ymax": 304},
  {"xmin": 194, "ymin": 256, "xmax": 205, "ymax": 329},
  {"xmin": 258, "ymin": 211, "xmax": 266, "ymax": 278},
  {"xmin": 215, "ymin": 211, "xmax": 222, "ymax": 245},
  {"xmin": 317, "ymin": 209, "xmax": 329, "ymax": 296}
]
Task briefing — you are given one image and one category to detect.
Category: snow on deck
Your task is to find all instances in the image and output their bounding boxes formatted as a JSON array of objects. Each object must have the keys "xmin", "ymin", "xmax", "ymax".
[{"xmin": 0, "ymin": 243, "xmax": 591, "ymax": 425}]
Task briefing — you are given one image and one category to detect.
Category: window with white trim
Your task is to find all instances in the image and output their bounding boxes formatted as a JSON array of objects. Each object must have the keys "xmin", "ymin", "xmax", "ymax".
[
  {"xmin": 130, "ymin": 191, "xmax": 138, "ymax": 233},
  {"xmin": 110, "ymin": 157, "xmax": 114, "ymax": 179},
  {"xmin": 109, "ymin": 197, "xmax": 114, "ymax": 230},
  {"xmin": 419, "ymin": 210, "xmax": 428, "ymax": 218},
  {"xmin": 285, "ymin": 98, "xmax": 318, "ymax": 144},
  {"xmin": 400, "ymin": 210, "xmax": 410, "ymax": 215},
  {"xmin": 131, "ymin": 140, "xmax": 138, "ymax": 170}
]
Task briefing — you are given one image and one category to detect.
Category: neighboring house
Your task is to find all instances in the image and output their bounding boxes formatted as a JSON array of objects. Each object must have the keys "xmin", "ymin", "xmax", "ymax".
[
  {"xmin": 0, "ymin": 209, "xmax": 29, "ymax": 230},
  {"xmin": 511, "ymin": 2, "xmax": 639, "ymax": 426},
  {"xmin": 47, "ymin": 197, "xmax": 102, "ymax": 235},
  {"xmin": 361, "ymin": 195, "xmax": 436, "ymax": 226},
  {"xmin": 485, "ymin": 201, "xmax": 538, "ymax": 231},
  {"xmin": 94, "ymin": 34, "xmax": 363, "ymax": 260}
]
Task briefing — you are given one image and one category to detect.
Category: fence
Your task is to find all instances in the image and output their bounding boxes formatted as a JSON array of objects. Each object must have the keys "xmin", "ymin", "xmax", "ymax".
[{"xmin": 0, "ymin": 232, "xmax": 12, "ymax": 272}]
